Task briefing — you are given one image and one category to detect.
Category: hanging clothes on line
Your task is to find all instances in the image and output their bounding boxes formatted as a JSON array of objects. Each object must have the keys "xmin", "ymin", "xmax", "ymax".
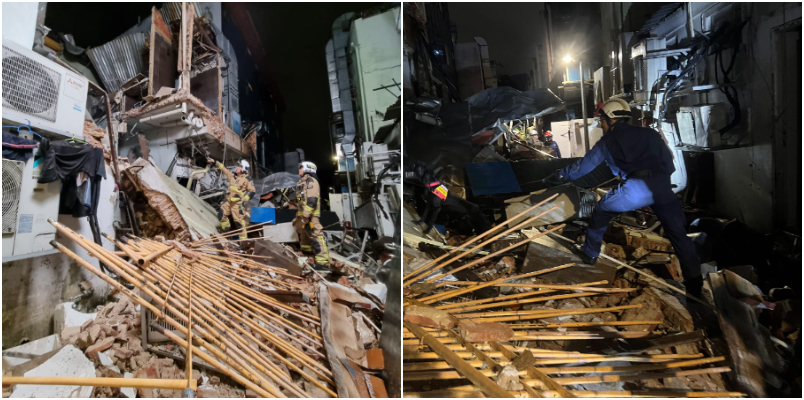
[
  {"xmin": 2, "ymin": 131, "xmax": 39, "ymax": 161},
  {"xmin": 37, "ymin": 137, "xmax": 107, "ymax": 218}
]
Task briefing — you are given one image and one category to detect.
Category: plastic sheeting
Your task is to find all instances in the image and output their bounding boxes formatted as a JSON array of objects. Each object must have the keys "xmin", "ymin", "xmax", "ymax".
[
  {"xmin": 405, "ymin": 87, "xmax": 565, "ymax": 170},
  {"xmin": 244, "ymin": 172, "xmax": 300, "ymax": 209}
]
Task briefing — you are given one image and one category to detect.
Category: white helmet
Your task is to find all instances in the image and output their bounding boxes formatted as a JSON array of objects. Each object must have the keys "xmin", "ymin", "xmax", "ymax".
[
  {"xmin": 597, "ymin": 98, "xmax": 632, "ymax": 121},
  {"xmin": 300, "ymin": 161, "xmax": 317, "ymax": 174},
  {"xmin": 239, "ymin": 159, "xmax": 250, "ymax": 173}
]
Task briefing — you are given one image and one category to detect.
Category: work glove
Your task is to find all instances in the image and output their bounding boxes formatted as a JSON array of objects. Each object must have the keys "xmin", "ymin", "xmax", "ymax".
[
  {"xmin": 229, "ymin": 197, "xmax": 240, "ymax": 203},
  {"xmin": 542, "ymin": 170, "xmax": 567, "ymax": 187}
]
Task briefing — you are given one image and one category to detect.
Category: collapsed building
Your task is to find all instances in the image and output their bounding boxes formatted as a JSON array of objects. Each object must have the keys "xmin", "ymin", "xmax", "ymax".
[
  {"xmin": 402, "ymin": 2, "xmax": 800, "ymax": 398},
  {"xmin": 2, "ymin": 2, "xmax": 399, "ymax": 397}
]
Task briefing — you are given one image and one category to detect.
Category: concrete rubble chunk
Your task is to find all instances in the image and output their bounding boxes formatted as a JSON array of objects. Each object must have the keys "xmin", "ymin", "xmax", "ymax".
[
  {"xmin": 10, "ymin": 345, "xmax": 95, "ymax": 398},
  {"xmin": 495, "ymin": 365, "xmax": 524, "ymax": 391},
  {"xmin": 404, "ymin": 305, "xmax": 455, "ymax": 329},
  {"xmin": 458, "ymin": 320, "xmax": 515, "ymax": 342},
  {"xmin": 362, "ymin": 283, "xmax": 388, "ymax": 303},
  {"xmin": 54, "ymin": 303, "xmax": 97, "ymax": 335},
  {"xmin": 646, "ymin": 287, "xmax": 694, "ymax": 332},
  {"xmin": 621, "ymin": 293, "xmax": 664, "ymax": 331},
  {"xmin": 85, "ymin": 337, "xmax": 115, "ymax": 360}
]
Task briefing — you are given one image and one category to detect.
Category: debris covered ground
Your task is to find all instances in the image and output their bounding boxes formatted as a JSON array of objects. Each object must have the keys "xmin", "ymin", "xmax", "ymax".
[
  {"xmin": 3, "ymin": 217, "xmax": 391, "ymax": 398},
  {"xmin": 401, "ymin": 190, "xmax": 799, "ymax": 397}
]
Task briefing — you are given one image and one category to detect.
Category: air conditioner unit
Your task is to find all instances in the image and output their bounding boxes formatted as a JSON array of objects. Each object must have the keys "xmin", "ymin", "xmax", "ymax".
[
  {"xmin": 2, "ymin": 152, "xmax": 62, "ymax": 259},
  {"xmin": 2, "ymin": 38, "xmax": 88, "ymax": 138}
]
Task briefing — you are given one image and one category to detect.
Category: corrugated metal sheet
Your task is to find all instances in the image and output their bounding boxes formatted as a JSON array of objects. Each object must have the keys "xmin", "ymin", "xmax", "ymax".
[
  {"xmin": 159, "ymin": 2, "xmax": 203, "ymax": 26},
  {"xmin": 86, "ymin": 33, "xmax": 148, "ymax": 93}
]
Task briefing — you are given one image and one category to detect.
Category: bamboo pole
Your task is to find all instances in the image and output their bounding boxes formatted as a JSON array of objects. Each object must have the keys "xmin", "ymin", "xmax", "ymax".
[
  {"xmin": 549, "ymin": 366, "xmax": 731, "ymax": 385},
  {"xmin": 462, "ymin": 304, "xmax": 642, "ymax": 323},
  {"xmin": 48, "ymin": 240, "xmax": 278, "ymax": 398},
  {"xmin": 419, "ymin": 263, "xmax": 574, "ymax": 304},
  {"xmin": 403, "ymin": 194, "xmax": 559, "ymax": 283},
  {"xmin": 402, "ymin": 390, "xmax": 746, "ymax": 398},
  {"xmin": 406, "ymin": 206, "xmax": 562, "ymax": 285},
  {"xmin": 436, "ymin": 280, "xmax": 608, "ymax": 310},
  {"xmin": 190, "ymin": 220, "xmax": 275, "ymax": 245},
  {"xmin": 2, "ymin": 376, "xmax": 196, "ymax": 390},
  {"xmin": 423, "ymin": 223, "xmax": 566, "ymax": 284},
  {"xmin": 185, "ymin": 261, "xmax": 194, "ymax": 391}
]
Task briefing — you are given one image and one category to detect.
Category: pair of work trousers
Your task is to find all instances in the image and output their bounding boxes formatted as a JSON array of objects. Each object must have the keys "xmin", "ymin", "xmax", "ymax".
[
  {"xmin": 295, "ymin": 216, "xmax": 329, "ymax": 265},
  {"xmin": 422, "ymin": 192, "xmax": 492, "ymax": 235},
  {"xmin": 582, "ymin": 173, "xmax": 701, "ymax": 282},
  {"xmin": 220, "ymin": 200, "xmax": 248, "ymax": 239}
]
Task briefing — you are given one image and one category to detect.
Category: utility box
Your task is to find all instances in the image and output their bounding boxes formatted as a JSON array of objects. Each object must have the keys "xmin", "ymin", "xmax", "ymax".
[
  {"xmin": 2, "ymin": 152, "xmax": 61, "ymax": 260},
  {"xmin": 631, "ymin": 38, "xmax": 667, "ymax": 104},
  {"xmin": 676, "ymin": 104, "xmax": 728, "ymax": 149}
]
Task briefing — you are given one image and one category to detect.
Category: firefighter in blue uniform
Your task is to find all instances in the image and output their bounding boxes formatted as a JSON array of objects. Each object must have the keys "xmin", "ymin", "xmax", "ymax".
[{"xmin": 545, "ymin": 98, "xmax": 703, "ymax": 295}]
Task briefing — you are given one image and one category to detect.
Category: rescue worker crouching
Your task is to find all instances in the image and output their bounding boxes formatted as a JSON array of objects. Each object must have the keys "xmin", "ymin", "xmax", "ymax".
[
  {"xmin": 208, "ymin": 157, "xmax": 256, "ymax": 240},
  {"xmin": 543, "ymin": 98, "xmax": 703, "ymax": 296},
  {"xmin": 294, "ymin": 162, "xmax": 330, "ymax": 269}
]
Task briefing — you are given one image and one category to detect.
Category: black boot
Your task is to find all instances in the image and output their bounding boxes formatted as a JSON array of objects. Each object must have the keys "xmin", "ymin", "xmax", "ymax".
[{"xmin": 571, "ymin": 245, "xmax": 597, "ymax": 265}]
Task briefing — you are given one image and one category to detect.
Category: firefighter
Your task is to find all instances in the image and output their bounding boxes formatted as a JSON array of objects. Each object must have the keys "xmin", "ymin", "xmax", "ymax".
[
  {"xmin": 208, "ymin": 157, "xmax": 256, "ymax": 240},
  {"xmin": 544, "ymin": 98, "xmax": 703, "ymax": 295},
  {"xmin": 405, "ymin": 161, "xmax": 492, "ymax": 235},
  {"xmin": 294, "ymin": 161, "xmax": 329, "ymax": 268},
  {"xmin": 543, "ymin": 131, "xmax": 561, "ymax": 158}
]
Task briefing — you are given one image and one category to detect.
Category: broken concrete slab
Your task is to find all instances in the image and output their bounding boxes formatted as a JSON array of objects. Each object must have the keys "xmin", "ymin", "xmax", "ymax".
[
  {"xmin": 362, "ymin": 283, "xmax": 388, "ymax": 304},
  {"xmin": 54, "ymin": 302, "xmax": 97, "ymax": 336},
  {"xmin": 262, "ymin": 222, "xmax": 300, "ymax": 243},
  {"xmin": 522, "ymin": 241, "xmax": 617, "ymax": 285},
  {"xmin": 9, "ymin": 345, "xmax": 95, "ymax": 398},
  {"xmin": 458, "ymin": 320, "xmax": 515, "ymax": 342},
  {"xmin": 404, "ymin": 305, "xmax": 455, "ymax": 329},
  {"xmin": 252, "ymin": 238, "xmax": 303, "ymax": 276},
  {"xmin": 2, "ymin": 334, "xmax": 62, "ymax": 369},
  {"xmin": 504, "ymin": 184, "xmax": 596, "ymax": 228}
]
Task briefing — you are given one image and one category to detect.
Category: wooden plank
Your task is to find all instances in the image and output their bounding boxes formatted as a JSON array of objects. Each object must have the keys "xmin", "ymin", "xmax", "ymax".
[{"xmin": 404, "ymin": 322, "xmax": 513, "ymax": 398}]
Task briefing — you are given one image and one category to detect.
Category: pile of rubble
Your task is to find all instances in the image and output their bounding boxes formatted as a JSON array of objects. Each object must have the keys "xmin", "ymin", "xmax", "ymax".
[
  {"xmin": 3, "ymin": 215, "xmax": 393, "ymax": 398},
  {"xmin": 401, "ymin": 196, "xmax": 750, "ymax": 397}
]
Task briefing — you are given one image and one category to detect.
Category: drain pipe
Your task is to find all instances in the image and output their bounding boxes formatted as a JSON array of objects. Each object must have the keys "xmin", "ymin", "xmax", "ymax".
[
  {"xmin": 343, "ymin": 146, "xmax": 358, "ymax": 227},
  {"xmin": 186, "ymin": 165, "xmax": 211, "ymax": 191}
]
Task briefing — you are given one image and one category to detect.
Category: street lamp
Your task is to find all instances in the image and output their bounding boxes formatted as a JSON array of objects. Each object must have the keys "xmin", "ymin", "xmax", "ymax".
[{"xmin": 564, "ymin": 55, "xmax": 590, "ymax": 152}]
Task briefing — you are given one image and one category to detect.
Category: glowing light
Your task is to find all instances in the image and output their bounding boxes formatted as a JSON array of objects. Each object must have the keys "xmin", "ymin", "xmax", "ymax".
[{"xmin": 562, "ymin": 55, "xmax": 574, "ymax": 63}]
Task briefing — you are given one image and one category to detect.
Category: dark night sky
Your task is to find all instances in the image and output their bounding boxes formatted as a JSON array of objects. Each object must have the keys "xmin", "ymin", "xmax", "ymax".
[
  {"xmin": 448, "ymin": 3, "xmax": 545, "ymax": 77},
  {"xmin": 246, "ymin": 3, "xmax": 382, "ymax": 192}
]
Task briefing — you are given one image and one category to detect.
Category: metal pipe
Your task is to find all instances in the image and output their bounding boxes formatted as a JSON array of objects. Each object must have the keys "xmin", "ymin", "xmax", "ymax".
[
  {"xmin": 186, "ymin": 165, "xmax": 210, "ymax": 190},
  {"xmin": 343, "ymin": 148, "xmax": 357, "ymax": 226},
  {"xmin": 579, "ymin": 60, "xmax": 590, "ymax": 152}
]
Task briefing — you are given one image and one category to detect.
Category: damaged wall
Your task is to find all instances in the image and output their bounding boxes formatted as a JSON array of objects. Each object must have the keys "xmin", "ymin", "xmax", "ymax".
[{"xmin": 2, "ymin": 163, "xmax": 117, "ymax": 349}]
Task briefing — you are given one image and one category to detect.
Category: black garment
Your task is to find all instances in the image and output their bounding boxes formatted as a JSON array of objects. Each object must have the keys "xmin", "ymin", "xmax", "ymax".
[
  {"xmin": 38, "ymin": 138, "xmax": 106, "ymax": 217},
  {"xmin": 406, "ymin": 161, "xmax": 491, "ymax": 235},
  {"xmin": 2, "ymin": 131, "xmax": 38, "ymax": 161},
  {"xmin": 422, "ymin": 193, "xmax": 492, "ymax": 235}
]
